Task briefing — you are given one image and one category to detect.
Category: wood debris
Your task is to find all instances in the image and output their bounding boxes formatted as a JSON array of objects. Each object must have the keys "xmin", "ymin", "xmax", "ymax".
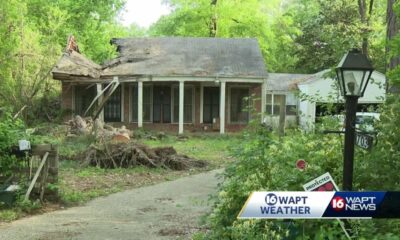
[
  {"xmin": 66, "ymin": 116, "xmax": 206, "ymax": 170},
  {"xmin": 82, "ymin": 142, "xmax": 207, "ymax": 171},
  {"xmin": 66, "ymin": 115, "xmax": 131, "ymax": 141}
]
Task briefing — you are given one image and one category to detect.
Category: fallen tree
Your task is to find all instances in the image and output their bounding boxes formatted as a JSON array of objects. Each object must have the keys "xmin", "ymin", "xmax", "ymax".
[
  {"xmin": 66, "ymin": 115, "xmax": 131, "ymax": 141},
  {"xmin": 67, "ymin": 116, "xmax": 206, "ymax": 170},
  {"xmin": 82, "ymin": 141, "xmax": 207, "ymax": 171}
]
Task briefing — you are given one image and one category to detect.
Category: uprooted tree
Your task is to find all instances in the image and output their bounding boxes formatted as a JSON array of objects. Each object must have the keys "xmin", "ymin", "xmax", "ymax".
[
  {"xmin": 66, "ymin": 115, "xmax": 207, "ymax": 171},
  {"xmin": 83, "ymin": 142, "xmax": 207, "ymax": 171}
]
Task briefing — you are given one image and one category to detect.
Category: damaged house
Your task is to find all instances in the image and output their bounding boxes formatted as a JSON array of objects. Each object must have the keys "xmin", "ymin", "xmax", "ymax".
[{"xmin": 52, "ymin": 37, "xmax": 268, "ymax": 134}]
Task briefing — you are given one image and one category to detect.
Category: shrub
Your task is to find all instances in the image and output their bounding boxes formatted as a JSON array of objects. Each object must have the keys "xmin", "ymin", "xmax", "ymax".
[
  {"xmin": 204, "ymin": 115, "xmax": 400, "ymax": 239},
  {"xmin": 0, "ymin": 110, "xmax": 27, "ymax": 176}
]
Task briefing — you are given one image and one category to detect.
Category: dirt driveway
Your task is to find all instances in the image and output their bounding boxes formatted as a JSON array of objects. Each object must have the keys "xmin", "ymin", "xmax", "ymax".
[{"xmin": 0, "ymin": 169, "xmax": 223, "ymax": 240}]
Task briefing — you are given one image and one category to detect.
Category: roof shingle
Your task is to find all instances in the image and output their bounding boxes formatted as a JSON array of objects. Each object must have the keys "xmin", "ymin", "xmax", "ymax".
[{"xmin": 101, "ymin": 37, "xmax": 267, "ymax": 78}]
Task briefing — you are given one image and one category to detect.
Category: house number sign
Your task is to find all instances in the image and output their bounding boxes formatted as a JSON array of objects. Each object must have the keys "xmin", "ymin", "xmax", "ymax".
[{"xmin": 355, "ymin": 132, "xmax": 374, "ymax": 150}]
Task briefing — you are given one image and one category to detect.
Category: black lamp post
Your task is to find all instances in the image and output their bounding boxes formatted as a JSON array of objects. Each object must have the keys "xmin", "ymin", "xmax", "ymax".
[{"xmin": 335, "ymin": 49, "xmax": 374, "ymax": 191}]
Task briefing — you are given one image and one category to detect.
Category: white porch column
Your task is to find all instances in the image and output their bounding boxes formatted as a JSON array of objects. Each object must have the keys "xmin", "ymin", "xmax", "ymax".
[
  {"xmin": 179, "ymin": 80, "xmax": 184, "ymax": 134},
  {"xmin": 96, "ymin": 83, "xmax": 104, "ymax": 121},
  {"xmin": 200, "ymin": 84, "xmax": 203, "ymax": 124},
  {"xmin": 121, "ymin": 83, "xmax": 125, "ymax": 122},
  {"xmin": 138, "ymin": 81, "xmax": 143, "ymax": 128},
  {"xmin": 261, "ymin": 80, "xmax": 267, "ymax": 123},
  {"xmin": 220, "ymin": 80, "xmax": 226, "ymax": 134}
]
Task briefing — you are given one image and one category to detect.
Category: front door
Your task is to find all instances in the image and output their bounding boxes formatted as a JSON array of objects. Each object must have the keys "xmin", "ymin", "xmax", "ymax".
[
  {"xmin": 153, "ymin": 86, "xmax": 171, "ymax": 123},
  {"xmin": 203, "ymin": 87, "xmax": 220, "ymax": 123}
]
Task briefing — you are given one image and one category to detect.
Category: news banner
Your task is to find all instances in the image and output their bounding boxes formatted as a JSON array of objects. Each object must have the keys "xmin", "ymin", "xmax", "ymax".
[{"xmin": 237, "ymin": 191, "xmax": 400, "ymax": 219}]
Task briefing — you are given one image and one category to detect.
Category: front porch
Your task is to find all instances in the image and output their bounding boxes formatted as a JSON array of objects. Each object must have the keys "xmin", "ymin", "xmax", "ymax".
[{"xmin": 65, "ymin": 78, "xmax": 266, "ymax": 134}]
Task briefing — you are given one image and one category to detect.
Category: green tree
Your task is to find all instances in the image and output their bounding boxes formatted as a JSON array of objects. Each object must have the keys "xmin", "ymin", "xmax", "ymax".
[
  {"xmin": 0, "ymin": 0, "xmax": 129, "ymax": 122},
  {"xmin": 0, "ymin": 0, "xmax": 68, "ymax": 120},
  {"xmin": 290, "ymin": 0, "xmax": 386, "ymax": 73},
  {"xmin": 149, "ymin": 0, "xmax": 300, "ymax": 72}
]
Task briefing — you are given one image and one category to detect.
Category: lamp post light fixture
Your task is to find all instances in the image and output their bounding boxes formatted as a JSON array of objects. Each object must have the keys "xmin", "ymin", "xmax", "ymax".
[{"xmin": 335, "ymin": 49, "xmax": 374, "ymax": 191}]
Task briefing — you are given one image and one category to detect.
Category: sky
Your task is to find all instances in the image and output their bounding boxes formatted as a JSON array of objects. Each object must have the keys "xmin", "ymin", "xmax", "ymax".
[{"xmin": 119, "ymin": 0, "xmax": 172, "ymax": 28}]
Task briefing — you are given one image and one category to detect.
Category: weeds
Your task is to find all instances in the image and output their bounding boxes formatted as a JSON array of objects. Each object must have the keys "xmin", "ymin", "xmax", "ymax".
[{"xmin": 1, "ymin": 130, "xmax": 235, "ymax": 222}]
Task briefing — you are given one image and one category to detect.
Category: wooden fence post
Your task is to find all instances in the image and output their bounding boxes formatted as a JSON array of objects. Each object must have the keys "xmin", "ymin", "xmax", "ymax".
[{"xmin": 31, "ymin": 144, "xmax": 59, "ymax": 200}]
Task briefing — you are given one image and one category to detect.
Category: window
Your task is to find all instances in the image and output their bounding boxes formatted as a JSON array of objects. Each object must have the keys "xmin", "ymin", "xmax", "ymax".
[
  {"xmin": 74, "ymin": 85, "xmax": 96, "ymax": 117},
  {"xmin": 266, "ymin": 94, "xmax": 272, "ymax": 115},
  {"xmin": 131, "ymin": 84, "xmax": 152, "ymax": 122},
  {"xmin": 230, "ymin": 88, "xmax": 250, "ymax": 123},
  {"xmin": 266, "ymin": 93, "xmax": 283, "ymax": 116},
  {"xmin": 266, "ymin": 93, "xmax": 297, "ymax": 116},
  {"xmin": 203, "ymin": 87, "xmax": 219, "ymax": 124},
  {"xmin": 173, "ymin": 86, "xmax": 194, "ymax": 123},
  {"xmin": 104, "ymin": 86, "xmax": 121, "ymax": 122},
  {"xmin": 285, "ymin": 93, "xmax": 297, "ymax": 115}
]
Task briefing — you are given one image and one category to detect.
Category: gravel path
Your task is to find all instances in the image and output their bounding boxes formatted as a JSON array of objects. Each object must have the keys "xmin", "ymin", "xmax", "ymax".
[{"xmin": 0, "ymin": 169, "xmax": 223, "ymax": 240}]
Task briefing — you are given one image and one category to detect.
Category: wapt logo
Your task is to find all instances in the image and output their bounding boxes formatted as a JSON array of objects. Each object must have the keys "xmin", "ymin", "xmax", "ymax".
[
  {"xmin": 265, "ymin": 193, "xmax": 278, "ymax": 206},
  {"xmin": 331, "ymin": 196, "xmax": 346, "ymax": 212}
]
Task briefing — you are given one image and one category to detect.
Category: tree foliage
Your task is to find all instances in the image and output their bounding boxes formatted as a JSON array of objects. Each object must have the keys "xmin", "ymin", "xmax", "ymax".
[
  {"xmin": 290, "ymin": 0, "xmax": 386, "ymax": 73},
  {"xmin": 0, "ymin": 0, "xmax": 132, "ymax": 123},
  {"xmin": 150, "ymin": 0, "xmax": 387, "ymax": 74},
  {"xmin": 0, "ymin": 110, "xmax": 27, "ymax": 176},
  {"xmin": 150, "ymin": 0, "xmax": 301, "ymax": 72}
]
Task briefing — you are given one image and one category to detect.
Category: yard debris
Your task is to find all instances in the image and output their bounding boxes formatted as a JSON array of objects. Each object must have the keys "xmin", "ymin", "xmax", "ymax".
[
  {"xmin": 67, "ymin": 116, "xmax": 206, "ymax": 170},
  {"xmin": 177, "ymin": 135, "xmax": 189, "ymax": 141},
  {"xmin": 66, "ymin": 115, "xmax": 132, "ymax": 140},
  {"xmin": 145, "ymin": 131, "xmax": 167, "ymax": 141},
  {"xmin": 82, "ymin": 142, "xmax": 207, "ymax": 171}
]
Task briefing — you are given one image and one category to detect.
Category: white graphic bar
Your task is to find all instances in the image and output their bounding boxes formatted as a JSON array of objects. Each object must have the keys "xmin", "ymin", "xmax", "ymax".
[{"xmin": 238, "ymin": 191, "xmax": 335, "ymax": 219}]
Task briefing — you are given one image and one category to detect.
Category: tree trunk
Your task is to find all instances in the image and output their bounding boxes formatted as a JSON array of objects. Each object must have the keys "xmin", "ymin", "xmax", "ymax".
[
  {"xmin": 358, "ymin": 0, "xmax": 374, "ymax": 56},
  {"xmin": 387, "ymin": 0, "xmax": 400, "ymax": 70},
  {"xmin": 210, "ymin": 0, "xmax": 217, "ymax": 37},
  {"xmin": 386, "ymin": 0, "xmax": 400, "ymax": 92}
]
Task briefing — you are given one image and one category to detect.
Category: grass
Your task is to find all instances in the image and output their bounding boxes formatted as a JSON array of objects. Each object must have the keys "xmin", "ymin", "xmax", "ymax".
[
  {"xmin": 58, "ymin": 161, "xmax": 191, "ymax": 205},
  {"xmin": 57, "ymin": 132, "xmax": 241, "ymax": 205},
  {"xmin": 141, "ymin": 133, "xmax": 241, "ymax": 167},
  {"xmin": 0, "ymin": 130, "xmax": 241, "ymax": 222},
  {"xmin": 58, "ymin": 135, "xmax": 96, "ymax": 160},
  {"xmin": 0, "ymin": 209, "xmax": 19, "ymax": 222}
]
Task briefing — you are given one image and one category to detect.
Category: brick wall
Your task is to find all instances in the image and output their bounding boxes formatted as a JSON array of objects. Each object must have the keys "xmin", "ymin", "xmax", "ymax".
[
  {"xmin": 111, "ymin": 122, "xmax": 246, "ymax": 133},
  {"xmin": 61, "ymin": 82, "xmax": 73, "ymax": 110}
]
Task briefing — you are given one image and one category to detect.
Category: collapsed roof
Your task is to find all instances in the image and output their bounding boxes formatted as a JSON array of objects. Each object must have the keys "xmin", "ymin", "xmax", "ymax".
[{"xmin": 52, "ymin": 36, "xmax": 268, "ymax": 81}]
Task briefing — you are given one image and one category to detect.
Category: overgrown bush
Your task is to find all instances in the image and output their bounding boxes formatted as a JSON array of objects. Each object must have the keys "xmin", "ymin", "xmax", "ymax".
[
  {"xmin": 204, "ymin": 115, "xmax": 400, "ymax": 239},
  {"xmin": 27, "ymin": 92, "xmax": 63, "ymax": 125},
  {"xmin": 0, "ymin": 110, "xmax": 27, "ymax": 176}
]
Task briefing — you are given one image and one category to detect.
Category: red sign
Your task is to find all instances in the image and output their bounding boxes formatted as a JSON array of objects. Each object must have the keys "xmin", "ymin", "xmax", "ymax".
[
  {"xmin": 315, "ymin": 181, "xmax": 335, "ymax": 191},
  {"xmin": 296, "ymin": 159, "xmax": 307, "ymax": 171}
]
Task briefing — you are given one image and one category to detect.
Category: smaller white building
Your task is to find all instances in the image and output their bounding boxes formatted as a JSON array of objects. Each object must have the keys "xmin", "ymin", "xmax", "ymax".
[
  {"xmin": 297, "ymin": 70, "xmax": 386, "ymax": 129},
  {"xmin": 264, "ymin": 70, "xmax": 386, "ymax": 130}
]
